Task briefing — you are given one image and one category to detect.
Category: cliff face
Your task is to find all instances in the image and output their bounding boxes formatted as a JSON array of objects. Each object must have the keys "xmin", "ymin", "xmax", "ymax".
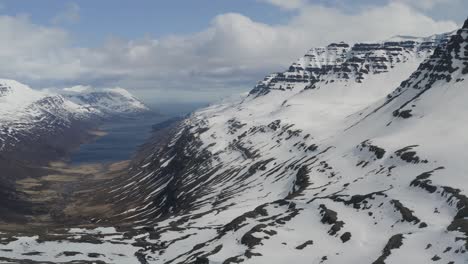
[{"xmin": 250, "ymin": 32, "xmax": 452, "ymax": 96}]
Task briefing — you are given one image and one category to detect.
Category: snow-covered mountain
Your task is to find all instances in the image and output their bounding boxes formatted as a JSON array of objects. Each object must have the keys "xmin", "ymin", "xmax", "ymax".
[
  {"xmin": 251, "ymin": 31, "xmax": 453, "ymax": 96},
  {"xmin": 61, "ymin": 85, "xmax": 149, "ymax": 115},
  {"xmin": 84, "ymin": 22, "xmax": 466, "ymax": 263},
  {"xmin": 0, "ymin": 80, "xmax": 148, "ymax": 161},
  {"xmin": 1, "ymin": 21, "xmax": 467, "ymax": 264}
]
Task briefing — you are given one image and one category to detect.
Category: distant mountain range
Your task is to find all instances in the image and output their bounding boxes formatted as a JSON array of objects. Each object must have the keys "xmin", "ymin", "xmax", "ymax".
[{"xmin": 0, "ymin": 79, "xmax": 148, "ymax": 162}]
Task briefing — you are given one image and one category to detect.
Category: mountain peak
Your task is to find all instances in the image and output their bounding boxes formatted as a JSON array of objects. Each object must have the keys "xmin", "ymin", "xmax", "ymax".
[
  {"xmin": 62, "ymin": 86, "xmax": 149, "ymax": 114},
  {"xmin": 463, "ymin": 18, "xmax": 468, "ymax": 29},
  {"xmin": 327, "ymin": 42, "xmax": 350, "ymax": 48},
  {"xmin": 0, "ymin": 79, "xmax": 37, "ymax": 95}
]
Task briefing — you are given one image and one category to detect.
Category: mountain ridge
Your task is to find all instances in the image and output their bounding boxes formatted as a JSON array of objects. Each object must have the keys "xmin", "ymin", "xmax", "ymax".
[{"xmin": 250, "ymin": 31, "xmax": 453, "ymax": 97}]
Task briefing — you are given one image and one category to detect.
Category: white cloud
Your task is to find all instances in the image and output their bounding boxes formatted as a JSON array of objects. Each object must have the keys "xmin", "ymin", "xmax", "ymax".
[
  {"xmin": 0, "ymin": 15, "xmax": 85, "ymax": 80},
  {"xmin": 287, "ymin": 3, "xmax": 457, "ymax": 44},
  {"xmin": 257, "ymin": 0, "xmax": 309, "ymax": 10},
  {"xmin": 0, "ymin": 2, "xmax": 460, "ymax": 103},
  {"xmin": 394, "ymin": 0, "xmax": 459, "ymax": 10},
  {"xmin": 63, "ymin": 85, "xmax": 91, "ymax": 93},
  {"xmin": 51, "ymin": 2, "xmax": 80, "ymax": 25}
]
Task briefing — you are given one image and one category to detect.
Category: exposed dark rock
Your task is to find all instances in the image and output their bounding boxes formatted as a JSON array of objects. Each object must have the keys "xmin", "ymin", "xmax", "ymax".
[
  {"xmin": 288, "ymin": 166, "xmax": 310, "ymax": 198},
  {"xmin": 60, "ymin": 251, "xmax": 82, "ymax": 257},
  {"xmin": 329, "ymin": 221, "xmax": 345, "ymax": 236},
  {"xmin": 296, "ymin": 240, "xmax": 314, "ymax": 250},
  {"xmin": 340, "ymin": 232, "xmax": 351, "ymax": 243},
  {"xmin": 395, "ymin": 146, "xmax": 427, "ymax": 164},
  {"xmin": 391, "ymin": 199, "xmax": 420, "ymax": 224},
  {"xmin": 241, "ymin": 224, "xmax": 268, "ymax": 248},
  {"xmin": 393, "ymin": 109, "xmax": 412, "ymax": 119},
  {"xmin": 307, "ymin": 144, "xmax": 318, "ymax": 152},
  {"xmin": 372, "ymin": 234, "xmax": 404, "ymax": 264},
  {"xmin": 359, "ymin": 140, "xmax": 386, "ymax": 159},
  {"xmin": 88, "ymin": 253, "xmax": 105, "ymax": 258},
  {"xmin": 409, "ymin": 167, "xmax": 445, "ymax": 194},
  {"xmin": 223, "ymin": 255, "xmax": 244, "ymax": 264},
  {"xmin": 194, "ymin": 257, "xmax": 209, "ymax": 264},
  {"xmin": 244, "ymin": 250, "xmax": 262, "ymax": 259},
  {"xmin": 22, "ymin": 251, "xmax": 43, "ymax": 256},
  {"xmin": 319, "ymin": 204, "xmax": 338, "ymax": 225},
  {"xmin": 318, "ymin": 204, "xmax": 347, "ymax": 236},
  {"xmin": 445, "ymin": 186, "xmax": 468, "ymax": 249},
  {"xmin": 222, "ymin": 205, "xmax": 269, "ymax": 233},
  {"xmin": 342, "ymin": 190, "xmax": 388, "ymax": 209},
  {"xmin": 227, "ymin": 118, "xmax": 247, "ymax": 134}
]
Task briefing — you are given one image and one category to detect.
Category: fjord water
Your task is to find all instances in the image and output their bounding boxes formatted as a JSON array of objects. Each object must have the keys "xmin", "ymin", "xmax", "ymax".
[{"xmin": 70, "ymin": 103, "xmax": 205, "ymax": 165}]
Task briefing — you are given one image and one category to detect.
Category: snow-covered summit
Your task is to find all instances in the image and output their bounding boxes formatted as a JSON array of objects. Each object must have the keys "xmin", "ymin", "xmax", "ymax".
[
  {"xmin": 0, "ymin": 79, "xmax": 41, "ymax": 97},
  {"xmin": 61, "ymin": 86, "xmax": 149, "ymax": 115},
  {"xmin": 0, "ymin": 79, "xmax": 45, "ymax": 107},
  {"xmin": 250, "ymin": 31, "xmax": 454, "ymax": 96}
]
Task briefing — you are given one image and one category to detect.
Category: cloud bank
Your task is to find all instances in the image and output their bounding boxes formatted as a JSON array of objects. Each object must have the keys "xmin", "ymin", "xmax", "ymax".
[{"xmin": 0, "ymin": 1, "xmax": 460, "ymax": 103}]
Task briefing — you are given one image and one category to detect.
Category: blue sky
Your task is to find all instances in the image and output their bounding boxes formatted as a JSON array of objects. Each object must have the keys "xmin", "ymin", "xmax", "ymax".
[
  {"xmin": 3, "ymin": 0, "xmax": 465, "ymax": 46},
  {"xmin": 1, "ymin": 0, "xmax": 291, "ymax": 46},
  {"xmin": 0, "ymin": 0, "xmax": 465, "ymax": 103}
]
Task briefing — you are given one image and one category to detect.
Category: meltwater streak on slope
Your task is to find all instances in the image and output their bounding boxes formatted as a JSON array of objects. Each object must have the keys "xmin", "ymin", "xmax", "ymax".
[{"xmin": 69, "ymin": 103, "xmax": 206, "ymax": 165}]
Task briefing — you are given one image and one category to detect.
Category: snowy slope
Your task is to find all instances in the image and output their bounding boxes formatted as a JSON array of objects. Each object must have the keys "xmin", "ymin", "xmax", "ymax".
[{"xmin": 1, "ymin": 23, "xmax": 467, "ymax": 264}]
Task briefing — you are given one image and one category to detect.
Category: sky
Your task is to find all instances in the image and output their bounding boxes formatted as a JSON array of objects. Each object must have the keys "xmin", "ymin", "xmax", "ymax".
[{"xmin": 0, "ymin": 0, "xmax": 465, "ymax": 104}]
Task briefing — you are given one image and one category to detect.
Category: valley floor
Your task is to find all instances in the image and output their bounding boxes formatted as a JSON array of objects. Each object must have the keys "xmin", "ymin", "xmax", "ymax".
[
  {"xmin": 12, "ymin": 161, "xmax": 126, "ymax": 228},
  {"xmin": 0, "ymin": 160, "xmax": 143, "ymax": 263}
]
